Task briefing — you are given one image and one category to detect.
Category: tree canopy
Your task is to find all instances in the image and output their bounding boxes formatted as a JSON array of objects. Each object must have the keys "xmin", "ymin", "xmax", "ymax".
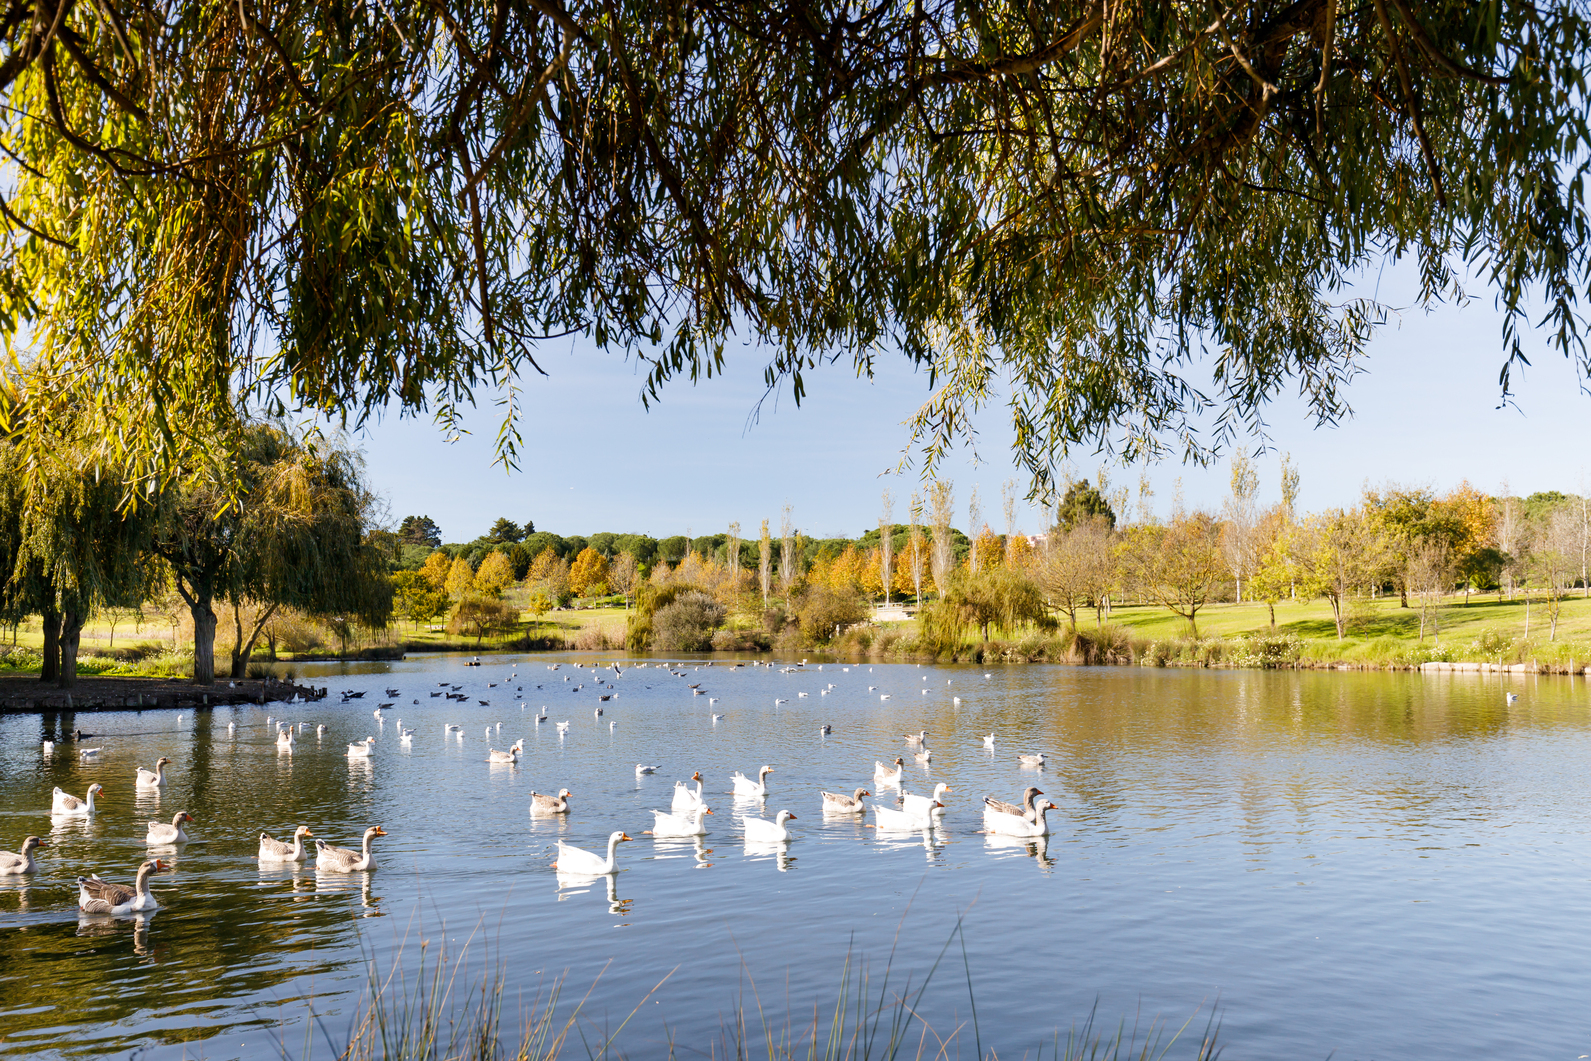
[{"xmin": 0, "ymin": 1, "xmax": 1587, "ymax": 495}]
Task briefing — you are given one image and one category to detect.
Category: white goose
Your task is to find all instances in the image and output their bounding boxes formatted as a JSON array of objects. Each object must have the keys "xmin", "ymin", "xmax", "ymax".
[
  {"xmin": 901, "ymin": 783, "xmax": 953, "ymax": 818},
  {"xmin": 671, "ymin": 772, "xmax": 705, "ymax": 812},
  {"xmin": 983, "ymin": 798, "xmax": 1057, "ymax": 837},
  {"xmin": 487, "ymin": 739, "xmax": 524, "ymax": 764},
  {"xmin": 258, "ymin": 826, "xmax": 314, "ymax": 862},
  {"xmin": 277, "ymin": 725, "xmax": 296, "ymax": 750},
  {"xmin": 820, "ymin": 787, "xmax": 870, "ymax": 813},
  {"xmin": 146, "ymin": 811, "xmax": 194, "ymax": 845},
  {"xmin": 982, "ymin": 733, "xmax": 995, "ymax": 748},
  {"xmin": 53, "ymin": 784, "xmax": 103, "ymax": 816},
  {"xmin": 316, "ymin": 826, "xmax": 386, "ymax": 871},
  {"xmin": 874, "ymin": 801, "xmax": 940, "ymax": 831},
  {"xmin": 0, "ymin": 835, "xmax": 45, "ymax": 874},
  {"xmin": 79, "ymin": 859, "xmax": 164, "ymax": 914},
  {"xmin": 135, "ymin": 757, "xmax": 171, "ymax": 788},
  {"xmin": 731, "ymin": 765, "xmax": 774, "ymax": 797},
  {"xmin": 554, "ymin": 831, "xmax": 632, "ymax": 875},
  {"xmin": 648, "ymin": 805, "xmax": 712, "ymax": 837},
  {"xmin": 635, "ymin": 763, "xmax": 661, "ymax": 775},
  {"xmin": 742, "ymin": 810, "xmax": 797, "ymax": 842},
  {"xmin": 347, "ymin": 736, "xmax": 376, "ymax": 758},
  {"xmin": 874, "ymin": 757, "xmax": 905, "ymax": 787}
]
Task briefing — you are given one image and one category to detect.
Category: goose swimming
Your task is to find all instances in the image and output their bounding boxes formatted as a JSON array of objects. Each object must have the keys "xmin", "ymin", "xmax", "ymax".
[
  {"xmin": 820, "ymin": 787, "xmax": 870, "ymax": 813},
  {"xmin": 553, "ymin": 831, "xmax": 632, "ymax": 875},
  {"xmin": 742, "ymin": 810, "xmax": 797, "ymax": 842},
  {"xmin": 731, "ymin": 765, "xmax": 773, "ymax": 797},
  {"xmin": 53, "ymin": 784, "xmax": 102, "ymax": 816},
  {"xmin": 78, "ymin": 859, "xmax": 164, "ymax": 914},
  {"xmin": 530, "ymin": 788, "xmax": 573, "ymax": 814},
  {"xmin": 136, "ymin": 757, "xmax": 172, "ymax": 788},
  {"xmin": 146, "ymin": 811, "xmax": 194, "ymax": 845},
  {"xmin": 258, "ymin": 826, "xmax": 313, "ymax": 862},
  {"xmin": 315, "ymin": 826, "xmax": 386, "ymax": 872},
  {"xmin": 0, "ymin": 835, "xmax": 45, "ymax": 874}
]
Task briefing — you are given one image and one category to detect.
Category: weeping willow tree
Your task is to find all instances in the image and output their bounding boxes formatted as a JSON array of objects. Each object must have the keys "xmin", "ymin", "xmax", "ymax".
[
  {"xmin": 0, "ymin": 1, "xmax": 1586, "ymax": 493},
  {"xmin": 152, "ymin": 423, "xmax": 391, "ymax": 682},
  {"xmin": 0, "ymin": 439, "xmax": 154, "ymax": 686}
]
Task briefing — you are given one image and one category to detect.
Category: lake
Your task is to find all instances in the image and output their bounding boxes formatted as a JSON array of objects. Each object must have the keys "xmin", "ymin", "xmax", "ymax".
[{"xmin": 3, "ymin": 656, "xmax": 1590, "ymax": 1059}]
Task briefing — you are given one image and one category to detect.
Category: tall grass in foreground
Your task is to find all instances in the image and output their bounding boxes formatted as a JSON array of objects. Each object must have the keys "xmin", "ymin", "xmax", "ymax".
[{"xmin": 282, "ymin": 917, "xmax": 1221, "ymax": 1061}]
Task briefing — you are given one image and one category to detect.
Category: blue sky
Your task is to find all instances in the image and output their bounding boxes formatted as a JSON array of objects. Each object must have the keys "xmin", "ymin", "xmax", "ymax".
[{"xmin": 347, "ymin": 263, "xmax": 1591, "ymax": 543}]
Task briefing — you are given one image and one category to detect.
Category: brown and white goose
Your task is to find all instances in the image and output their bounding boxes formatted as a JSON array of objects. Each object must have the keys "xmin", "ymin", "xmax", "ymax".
[
  {"xmin": 530, "ymin": 788, "xmax": 573, "ymax": 815},
  {"xmin": 53, "ymin": 784, "xmax": 103, "ymax": 816},
  {"xmin": 315, "ymin": 826, "xmax": 386, "ymax": 872},
  {"xmin": 820, "ymin": 787, "xmax": 871, "ymax": 813},
  {"xmin": 0, "ymin": 835, "xmax": 45, "ymax": 874},
  {"xmin": 258, "ymin": 826, "xmax": 314, "ymax": 862},
  {"xmin": 983, "ymin": 786, "xmax": 1044, "ymax": 822},
  {"xmin": 983, "ymin": 798, "xmax": 1057, "ymax": 837},
  {"xmin": 79, "ymin": 859, "xmax": 165, "ymax": 914},
  {"xmin": 146, "ymin": 811, "xmax": 194, "ymax": 845},
  {"xmin": 874, "ymin": 758, "xmax": 906, "ymax": 787},
  {"xmin": 136, "ymin": 757, "xmax": 172, "ymax": 788},
  {"xmin": 487, "ymin": 739, "xmax": 524, "ymax": 764}
]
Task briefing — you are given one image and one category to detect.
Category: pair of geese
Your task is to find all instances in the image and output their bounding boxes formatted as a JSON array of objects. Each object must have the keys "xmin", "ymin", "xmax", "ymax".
[{"xmin": 258, "ymin": 824, "xmax": 388, "ymax": 871}]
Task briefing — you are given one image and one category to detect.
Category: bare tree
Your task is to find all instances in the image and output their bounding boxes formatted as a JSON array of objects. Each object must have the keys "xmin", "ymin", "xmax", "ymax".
[
  {"xmin": 908, "ymin": 493, "xmax": 926, "ymax": 607},
  {"xmin": 609, "ymin": 552, "xmax": 639, "ymax": 609},
  {"xmin": 1531, "ymin": 507, "xmax": 1577, "ymax": 641},
  {"xmin": 1135, "ymin": 474, "xmax": 1156, "ymax": 526},
  {"xmin": 758, "ymin": 519, "xmax": 772, "ymax": 604},
  {"xmin": 779, "ymin": 504, "xmax": 795, "ymax": 593},
  {"xmin": 1001, "ymin": 480, "xmax": 1018, "ymax": 565},
  {"xmin": 967, "ymin": 485, "xmax": 982, "ymax": 574},
  {"xmin": 1039, "ymin": 518, "xmax": 1114, "ymax": 629},
  {"xmin": 1407, "ymin": 539, "xmax": 1453, "ymax": 642},
  {"xmin": 1578, "ymin": 471, "xmax": 1590, "ymax": 598},
  {"xmin": 929, "ymin": 481, "xmax": 955, "ymax": 596},
  {"xmin": 1279, "ymin": 453, "xmax": 1301, "ymax": 522},
  {"xmin": 879, "ymin": 490, "xmax": 894, "ymax": 607},
  {"xmin": 726, "ymin": 521, "xmax": 742, "ymax": 590},
  {"xmin": 1497, "ymin": 481, "xmax": 1520, "ymax": 600},
  {"xmin": 1222, "ymin": 448, "xmax": 1260, "ymax": 603}
]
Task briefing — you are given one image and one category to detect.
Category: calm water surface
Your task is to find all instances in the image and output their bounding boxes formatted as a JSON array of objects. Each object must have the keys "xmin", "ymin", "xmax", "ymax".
[{"xmin": 3, "ymin": 657, "xmax": 1591, "ymax": 1059}]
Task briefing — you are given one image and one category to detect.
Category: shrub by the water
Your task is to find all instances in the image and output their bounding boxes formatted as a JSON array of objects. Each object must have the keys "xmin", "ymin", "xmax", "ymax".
[{"xmin": 652, "ymin": 591, "xmax": 727, "ymax": 651}]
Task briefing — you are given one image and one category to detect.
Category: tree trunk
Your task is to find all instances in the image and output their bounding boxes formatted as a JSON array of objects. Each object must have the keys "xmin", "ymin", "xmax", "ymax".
[
  {"xmin": 229, "ymin": 600, "xmax": 281, "ymax": 679},
  {"xmin": 1268, "ymin": 601, "xmax": 1276, "ymax": 630},
  {"xmin": 57, "ymin": 608, "xmax": 84, "ymax": 689},
  {"xmin": 190, "ymin": 598, "xmax": 218, "ymax": 684},
  {"xmin": 40, "ymin": 607, "xmax": 60, "ymax": 683}
]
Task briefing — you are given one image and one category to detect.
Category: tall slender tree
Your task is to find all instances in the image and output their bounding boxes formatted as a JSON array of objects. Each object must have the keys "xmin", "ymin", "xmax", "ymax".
[{"xmin": 878, "ymin": 491, "xmax": 894, "ymax": 607}]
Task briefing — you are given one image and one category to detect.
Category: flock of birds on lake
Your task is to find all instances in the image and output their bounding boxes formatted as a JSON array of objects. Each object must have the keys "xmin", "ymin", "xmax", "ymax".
[{"xmin": 4, "ymin": 659, "xmax": 1060, "ymax": 913}]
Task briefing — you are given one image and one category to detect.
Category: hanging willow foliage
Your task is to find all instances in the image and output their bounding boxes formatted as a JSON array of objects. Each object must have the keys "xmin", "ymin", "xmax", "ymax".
[{"xmin": 0, "ymin": 0, "xmax": 1584, "ymax": 495}]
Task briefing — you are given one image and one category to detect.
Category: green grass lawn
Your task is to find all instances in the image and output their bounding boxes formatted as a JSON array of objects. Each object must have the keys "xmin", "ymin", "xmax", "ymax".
[{"xmin": 1099, "ymin": 590, "xmax": 1591, "ymax": 665}]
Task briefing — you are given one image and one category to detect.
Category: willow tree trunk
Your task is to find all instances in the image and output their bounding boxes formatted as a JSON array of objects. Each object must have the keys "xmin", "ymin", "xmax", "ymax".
[
  {"xmin": 190, "ymin": 598, "xmax": 218, "ymax": 685},
  {"xmin": 57, "ymin": 609, "xmax": 84, "ymax": 688},
  {"xmin": 40, "ymin": 607, "xmax": 60, "ymax": 683}
]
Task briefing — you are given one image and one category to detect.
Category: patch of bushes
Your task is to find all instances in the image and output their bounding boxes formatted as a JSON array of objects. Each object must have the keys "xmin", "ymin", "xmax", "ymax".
[
  {"xmin": 795, "ymin": 585, "xmax": 868, "ymax": 644},
  {"xmin": 652, "ymin": 592, "xmax": 727, "ymax": 652}
]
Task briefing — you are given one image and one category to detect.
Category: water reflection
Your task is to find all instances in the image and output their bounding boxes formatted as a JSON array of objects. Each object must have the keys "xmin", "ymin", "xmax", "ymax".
[
  {"xmin": 743, "ymin": 839, "xmax": 794, "ymax": 871},
  {"xmin": 983, "ymin": 832, "xmax": 1054, "ymax": 869}
]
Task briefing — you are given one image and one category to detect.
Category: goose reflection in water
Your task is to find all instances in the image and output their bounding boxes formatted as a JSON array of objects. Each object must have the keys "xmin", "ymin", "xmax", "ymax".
[
  {"xmin": 76, "ymin": 912, "xmax": 155, "ymax": 957},
  {"xmin": 983, "ymin": 832, "xmax": 1055, "ymax": 869},
  {"xmin": 648, "ymin": 836, "xmax": 714, "ymax": 869},
  {"xmin": 556, "ymin": 870, "xmax": 633, "ymax": 915},
  {"xmin": 314, "ymin": 870, "xmax": 382, "ymax": 915},
  {"xmin": 743, "ymin": 839, "xmax": 794, "ymax": 872},
  {"xmin": 256, "ymin": 859, "xmax": 313, "ymax": 899}
]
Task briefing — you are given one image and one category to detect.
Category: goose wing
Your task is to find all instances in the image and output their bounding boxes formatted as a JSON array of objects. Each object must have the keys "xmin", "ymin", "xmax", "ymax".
[
  {"xmin": 983, "ymin": 796, "xmax": 1026, "ymax": 817},
  {"xmin": 78, "ymin": 874, "xmax": 135, "ymax": 912},
  {"xmin": 258, "ymin": 833, "xmax": 292, "ymax": 858}
]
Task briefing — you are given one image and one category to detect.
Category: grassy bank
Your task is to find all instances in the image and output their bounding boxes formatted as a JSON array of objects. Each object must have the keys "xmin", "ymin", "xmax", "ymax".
[{"xmin": 831, "ymin": 591, "xmax": 1591, "ymax": 671}]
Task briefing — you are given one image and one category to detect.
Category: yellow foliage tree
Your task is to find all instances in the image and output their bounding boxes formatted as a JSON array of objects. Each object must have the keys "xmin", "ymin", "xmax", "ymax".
[
  {"xmin": 859, "ymin": 548, "xmax": 885, "ymax": 598},
  {"xmin": 526, "ymin": 547, "xmax": 570, "ymax": 601},
  {"xmin": 975, "ymin": 526, "xmax": 1005, "ymax": 569},
  {"xmin": 570, "ymin": 547, "xmax": 611, "ymax": 597},
  {"xmin": 827, "ymin": 544, "xmax": 864, "ymax": 591},
  {"xmin": 444, "ymin": 556, "xmax": 475, "ymax": 600},
  {"xmin": 419, "ymin": 550, "xmax": 452, "ymax": 593},
  {"xmin": 1007, "ymin": 534, "xmax": 1036, "ymax": 571},
  {"xmin": 474, "ymin": 551, "xmax": 516, "ymax": 597}
]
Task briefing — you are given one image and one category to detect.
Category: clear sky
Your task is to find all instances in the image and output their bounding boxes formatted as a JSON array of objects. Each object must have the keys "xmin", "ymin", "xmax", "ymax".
[{"xmin": 347, "ymin": 262, "xmax": 1591, "ymax": 544}]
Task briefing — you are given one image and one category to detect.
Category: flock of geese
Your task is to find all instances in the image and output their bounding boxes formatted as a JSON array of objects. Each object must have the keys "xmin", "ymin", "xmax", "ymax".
[{"xmin": 3, "ymin": 658, "xmax": 1057, "ymax": 907}]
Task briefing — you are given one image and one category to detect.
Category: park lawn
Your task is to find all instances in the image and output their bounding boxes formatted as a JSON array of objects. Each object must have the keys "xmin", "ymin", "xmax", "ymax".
[
  {"xmin": 1101, "ymin": 591, "xmax": 1591, "ymax": 664},
  {"xmin": 392, "ymin": 603, "xmax": 631, "ymax": 652}
]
